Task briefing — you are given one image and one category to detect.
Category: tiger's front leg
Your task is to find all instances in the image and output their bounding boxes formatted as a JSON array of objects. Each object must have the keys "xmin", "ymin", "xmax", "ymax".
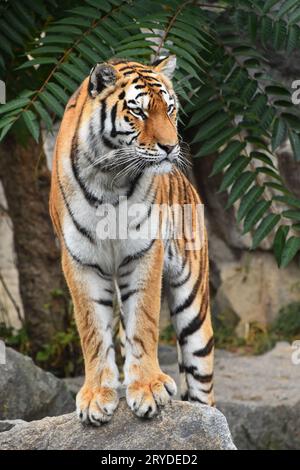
[
  {"xmin": 119, "ymin": 241, "xmax": 177, "ymax": 418},
  {"xmin": 62, "ymin": 250, "xmax": 119, "ymax": 426}
]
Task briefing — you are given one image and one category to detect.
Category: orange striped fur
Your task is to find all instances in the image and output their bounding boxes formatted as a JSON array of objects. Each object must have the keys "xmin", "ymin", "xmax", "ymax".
[{"xmin": 50, "ymin": 56, "xmax": 214, "ymax": 425}]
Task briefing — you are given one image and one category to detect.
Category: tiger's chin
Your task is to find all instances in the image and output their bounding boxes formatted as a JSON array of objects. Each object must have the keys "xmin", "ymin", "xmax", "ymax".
[{"xmin": 144, "ymin": 160, "xmax": 173, "ymax": 175}]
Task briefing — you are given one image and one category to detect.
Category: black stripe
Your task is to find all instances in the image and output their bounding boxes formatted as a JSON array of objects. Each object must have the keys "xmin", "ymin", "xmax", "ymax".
[
  {"xmin": 119, "ymin": 239, "xmax": 155, "ymax": 268},
  {"xmin": 119, "ymin": 269, "xmax": 133, "ymax": 278},
  {"xmin": 184, "ymin": 366, "xmax": 213, "ymax": 384},
  {"xmin": 56, "ymin": 163, "xmax": 95, "ymax": 244},
  {"xmin": 71, "ymin": 148, "xmax": 103, "ymax": 207},
  {"xmin": 119, "ymin": 283, "xmax": 129, "ymax": 290},
  {"xmin": 135, "ymin": 91, "xmax": 148, "ymax": 99},
  {"xmin": 189, "ymin": 396, "xmax": 208, "ymax": 405},
  {"xmin": 119, "ymin": 65, "xmax": 133, "ymax": 72},
  {"xmin": 63, "ymin": 237, "xmax": 110, "ymax": 280},
  {"xmin": 170, "ymin": 263, "xmax": 191, "ymax": 288},
  {"xmin": 121, "ymin": 289, "xmax": 140, "ymax": 303},
  {"xmin": 124, "ymin": 70, "xmax": 137, "ymax": 76},
  {"xmin": 102, "ymin": 135, "xmax": 118, "ymax": 149},
  {"xmin": 200, "ymin": 384, "xmax": 214, "ymax": 394},
  {"xmin": 170, "ymin": 270, "xmax": 201, "ymax": 316},
  {"xmin": 178, "ymin": 314, "xmax": 206, "ymax": 346},
  {"xmin": 181, "ymin": 392, "xmax": 189, "ymax": 401},
  {"xmin": 126, "ymin": 172, "xmax": 142, "ymax": 199},
  {"xmin": 193, "ymin": 336, "xmax": 214, "ymax": 357},
  {"xmin": 100, "ymin": 100, "xmax": 107, "ymax": 133},
  {"xmin": 110, "ymin": 102, "xmax": 117, "ymax": 137},
  {"xmin": 94, "ymin": 298, "xmax": 113, "ymax": 307}
]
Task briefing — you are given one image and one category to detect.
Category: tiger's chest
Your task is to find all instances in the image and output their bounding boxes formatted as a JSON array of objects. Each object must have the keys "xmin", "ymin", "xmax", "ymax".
[{"xmin": 62, "ymin": 173, "xmax": 161, "ymax": 276}]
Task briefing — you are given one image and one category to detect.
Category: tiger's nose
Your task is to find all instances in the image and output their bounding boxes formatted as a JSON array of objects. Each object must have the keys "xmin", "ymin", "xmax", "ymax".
[{"xmin": 158, "ymin": 143, "xmax": 176, "ymax": 154}]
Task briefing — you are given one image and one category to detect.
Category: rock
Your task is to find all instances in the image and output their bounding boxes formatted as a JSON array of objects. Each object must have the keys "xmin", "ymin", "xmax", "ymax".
[
  {"xmin": 0, "ymin": 419, "xmax": 25, "ymax": 433},
  {"xmin": 215, "ymin": 342, "xmax": 300, "ymax": 449},
  {"xmin": 213, "ymin": 251, "xmax": 300, "ymax": 335},
  {"xmin": 162, "ymin": 344, "xmax": 300, "ymax": 449},
  {"xmin": 0, "ymin": 400, "xmax": 236, "ymax": 450},
  {"xmin": 0, "ymin": 346, "xmax": 74, "ymax": 421},
  {"xmin": 53, "ymin": 342, "xmax": 300, "ymax": 449},
  {"xmin": 0, "ymin": 180, "xmax": 24, "ymax": 329}
]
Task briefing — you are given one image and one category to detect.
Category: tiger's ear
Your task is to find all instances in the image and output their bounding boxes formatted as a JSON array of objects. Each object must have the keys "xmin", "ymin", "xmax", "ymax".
[
  {"xmin": 152, "ymin": 55, "xmax": 177, "ymax": 79},
  {"xmin": 88, "ymin": 63, "xmax": 116, "ymax": 97}
]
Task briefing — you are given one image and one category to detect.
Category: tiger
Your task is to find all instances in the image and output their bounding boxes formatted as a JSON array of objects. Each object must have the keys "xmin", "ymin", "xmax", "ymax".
[{"xmin": 50, "ymin": 55, "xmax": 214, "ymax": 426}]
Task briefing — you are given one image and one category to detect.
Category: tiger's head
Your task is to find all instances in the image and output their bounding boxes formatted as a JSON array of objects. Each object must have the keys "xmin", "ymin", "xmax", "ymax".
[{"xmin": 82, "ymin": 56, "xmax": 180, "ymax": 177}]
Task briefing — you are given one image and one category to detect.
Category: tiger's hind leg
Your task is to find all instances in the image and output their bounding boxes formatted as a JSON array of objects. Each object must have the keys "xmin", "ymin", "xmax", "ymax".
[
  {"xmin": 62, "ymin": 250, "xmax": 120, "ymax": 426},
  {"xmin": 167, "ymin": 240, "xmax": 215, "ymax": 406}
]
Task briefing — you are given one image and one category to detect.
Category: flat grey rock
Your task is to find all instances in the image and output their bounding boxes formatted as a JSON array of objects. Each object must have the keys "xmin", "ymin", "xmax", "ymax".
[
  {"xmin": 0, "ymin": 346, "xmax": 74, "ymax": 421},
  {"xmin": 0, "ymin": 419, "xmax": 26, "ymax": 433},
  {"xmin": 0, "ymin": 400, "xmax": 236, "ymax": 450},
  {"xmin": 214, "ymin": 342, "xmax": 300, "ymax": 449}
]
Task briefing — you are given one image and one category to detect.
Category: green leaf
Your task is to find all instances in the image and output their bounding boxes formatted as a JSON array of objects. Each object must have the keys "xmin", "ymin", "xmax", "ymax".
[
  {"xmin": 0, "ymin": 115, "xmax": 17, "ymax": 130},
  {"xmin": 273, "ymin": 19, "xmax": 287, "ymax": 50},
  {"xmin": 0, "ymin": 20, "xmax": 24, "ymax": 46},
  {"xmin": 280, "ymin": 236, "xmax": 300, "ymax": 267},
  {"xmin": 226, "ymin": 171, "xmax": 256, "ymax": 208},
  {"xmin": 210, "ymin": 141, "xmax": 246, "ymax": 176},
  {"xmin": 256, "ymin": 167, "xmax": 282, "ymax": 181},
  {"xmin": 273, "ymin": 225, "xmax": 289, "ymax": 266},
  {"xmin": 261, "ymin": 15, "xmax": 273, "ymax": 47},
  {"xmin": 287, "ymin": 25, "xmax": 299, "ymax": 53},
  {"xmin": 276, "ymin": 0, "xmax": 299, "ymax": 18},
  {"xmin": 218, "ymin": 156, "xmax": 249, "ymax": 192},
  {"xmin": 250, "ymin": 151, "xmax": 275, "ymax": 167},
  {"xmin": 187, "ymin": 101, "xmax": 222, "ymax": 129},
  {"xmin": 46, "ymin": 83, "xmax": 69, "ymax": 104},
  {"xmin": 237, "ymin": 186, "xmax": 265, "ymax": 223},
  {"xmin": 272, "ymin": 118, "xmax": 287, "ymax": 151},
  {"xmin": 54, "ymin": 73, "xmax": 77, "ymax": 93},
  {"xmin": 252, "ymin": 213, "xmax": 281, "ymax": 249},
  {"xmin": 17, "ymin": 58, "xmax": 58, "ymax": 70},
  {"xmin": 22, "ymin": 110, "xmax": 40, "ymax": 143},
  {"xmin": 0, "ymin": 122, "xmax": 14, "ymax": 141},
  {"xmin": 60, "ymin": 64, "xmax": 86, "ymax": 83},
  {"xmin": 195, "ymin": 128, "xmax": 240, "ymax": 157},
  {"xmin": 39, "ymin": 91, "xmax": 64, "ymax": 118},
  {"xmin": 263, "ymin": 0, "xmax": 279, "ymax": 13},
  {"xmin": 192, "ymin": 114, "xmax": 230, "ymax": 143},
  {"xmin": 282, "ymin": 210, "xmax": 300, "ymax": 221},
  {"xmin": 288, "ymin": 130, "xmax": 300, "ymax": 161},
  {"xmin": 273, "ymin": 195, "xmax": 300, "ymax": 209},
  {"xmin": 289, "ymin": 7, "xmax": 300, "ymax": 23},
  {"xmin": 265, "ymin": 182, "xmax": 290, "ymax": 194},
  {"xmin": 30, "ymin": 46, "xmax": 65, "ymax": 56},
  {"xmin": 46, "ymin": 25, "xmax": 82, "ymax": 35},
  {"xmin": 33, "ymin": 101, "xmax": 53, "ymax": 131},
  {"xmin": 243, "ymin": 200, "xmax": 272, "ymax": 234},
  {"xmin": 0, "ymin": 98, "xmax": 30, "ymax": 115}
]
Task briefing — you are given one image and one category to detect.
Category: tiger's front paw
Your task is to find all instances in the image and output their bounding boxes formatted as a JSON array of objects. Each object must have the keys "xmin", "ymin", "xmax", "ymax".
[
  {"xmin": 76, "ymin": 385, "xmax": 119, "ymax": 426},
  {"xmin": 126, "ymin": 373, "xmax": 177, "ymax": 418}
]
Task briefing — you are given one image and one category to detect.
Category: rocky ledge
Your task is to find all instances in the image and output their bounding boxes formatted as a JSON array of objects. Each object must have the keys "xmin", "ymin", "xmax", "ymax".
[{"xmin": 0, "ymin": 400, "xmax": 236, "ymax": 450}]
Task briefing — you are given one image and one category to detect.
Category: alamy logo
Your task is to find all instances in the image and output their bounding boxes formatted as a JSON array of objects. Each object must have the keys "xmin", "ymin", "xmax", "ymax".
[
  {"xmin": 0, "ymin": 80, "xmax": 6, "ymax": 105},
  {"xmin": 0, "ymin": 340, "xmax": 6, "ymax": 365},
  {"xmin": 291, "ymin": 80, "xmax": 300, "ymax": 105}
]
